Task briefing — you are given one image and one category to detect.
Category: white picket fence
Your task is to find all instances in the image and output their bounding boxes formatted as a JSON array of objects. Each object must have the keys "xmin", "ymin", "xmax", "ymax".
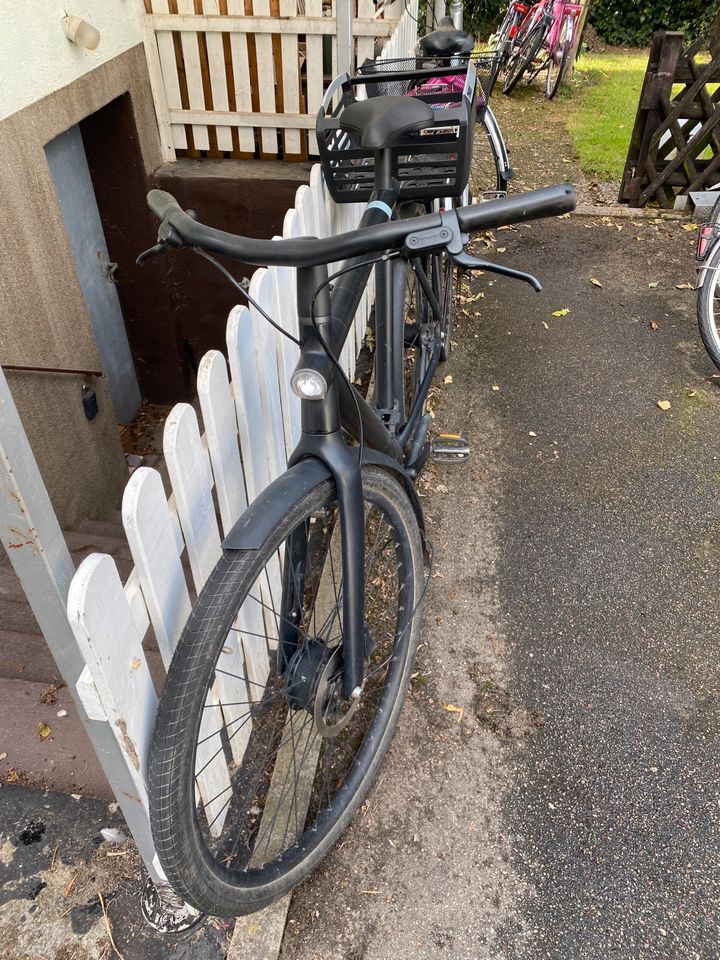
[
  {"xmin": 66, "ymin": 156, "xmax": 387, "ymax": 881},
  {"xmin": 141, "ymin": 0, "xmax": 420, "ymax": 162}
]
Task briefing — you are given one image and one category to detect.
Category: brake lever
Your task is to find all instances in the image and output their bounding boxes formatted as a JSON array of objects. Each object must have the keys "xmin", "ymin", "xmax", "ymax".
[
  {"xmin": 450, "ymin": 251, "xmax": 543, "ymax": 292},
  {"xmin": 136, "ymin": 209, "xmax": 197, "ymax": 266},
  {"xmin": 403, "ymin": 208, "xmax": 543, "ymax": 292}
]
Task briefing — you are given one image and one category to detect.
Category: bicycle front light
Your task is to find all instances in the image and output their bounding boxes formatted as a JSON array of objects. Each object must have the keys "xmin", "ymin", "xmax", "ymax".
[{"xmin": 291, "ymin": 369, "xmax": 328, "ymax": 400}]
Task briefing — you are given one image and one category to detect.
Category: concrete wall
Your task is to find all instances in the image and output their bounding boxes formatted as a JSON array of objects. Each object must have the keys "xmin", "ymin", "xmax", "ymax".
[
  {"xmin": 0, "ymin": 44, "xmax": 164, "ymax": 528},
  {"xmin": 1, "ymin": 1, "xmax": 142, "ymax": 122}
]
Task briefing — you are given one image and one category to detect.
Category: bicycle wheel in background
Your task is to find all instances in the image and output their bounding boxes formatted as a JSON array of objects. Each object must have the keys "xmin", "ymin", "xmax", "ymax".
[
  {"xmin": 503, "ymin": 21, "xmax": 546, "ymax": 94},
  {"xmin": 697, "ymin": 243, "xmax": 720, "ymax": 371},
  {"xmin": 488, "ymin": 5, "xmax": 526, "ymax": 94},
  {"xmin": 149, "ymin": 466, "xmax": 424, "ymax": 916},
  {"xmin": 545, "ymin": 16, "xmax": 572, "ymax": 99},
  {"xmin": 471, "ymin": 120, "xmax": 506, "ymax": 195}
]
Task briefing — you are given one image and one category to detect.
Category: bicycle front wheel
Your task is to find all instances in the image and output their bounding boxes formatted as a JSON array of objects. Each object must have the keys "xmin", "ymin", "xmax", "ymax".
[
  {"xmin": 545, "ymin": 18, "xmax": 571, "ymax": 99},
  {"xmin": 149, "ymin": 465, "xmax": 424, "ymax": 916},
  {"xmin": 698, "ymin": 243, "xmax": 720, "ymax": 371}
]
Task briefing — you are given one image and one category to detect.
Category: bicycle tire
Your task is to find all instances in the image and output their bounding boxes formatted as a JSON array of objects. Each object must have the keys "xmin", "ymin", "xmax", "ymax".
[
  {"xmin": 698, "ymin": 243, "xmax": 720, "ymax": 371},
  {"xmin": 149, "ymin": 465, "xmax": 424, "ymax": 916},
  {"xmin": 545, "ymin": 18, "xmax": 571, "ymax": 99},
  {"xmin": 503, "ymin": 21, "xmax": 545, "ymax": 95},
  {"xmin": 472, "ymin": 119, "xmax": 505, "ymax": 195}
]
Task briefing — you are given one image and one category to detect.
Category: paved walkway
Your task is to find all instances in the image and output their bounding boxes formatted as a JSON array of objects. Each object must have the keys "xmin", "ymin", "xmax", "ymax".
[{"xmin": 281, "ymin": 206, "xmax": 719, "ymax": 957}]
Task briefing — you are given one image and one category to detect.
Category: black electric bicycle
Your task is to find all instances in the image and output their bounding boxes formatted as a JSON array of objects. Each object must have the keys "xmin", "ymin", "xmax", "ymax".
[{"xmin": 141, "ymin": 90, "xmax": 575, "ymax": 917}]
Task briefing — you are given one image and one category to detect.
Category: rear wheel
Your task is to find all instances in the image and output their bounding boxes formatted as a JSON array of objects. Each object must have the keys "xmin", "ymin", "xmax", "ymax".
[
  {"xmin": 149, "ymin": 466, "xmax": 424, "ymax": 916},
  {"xmin": 698, "ymin": 243, "xmax": 720, "ymax": 371}
]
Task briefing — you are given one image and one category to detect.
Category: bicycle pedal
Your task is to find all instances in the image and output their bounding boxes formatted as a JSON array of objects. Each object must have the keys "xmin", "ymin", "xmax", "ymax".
[{"xmin": 431, "ymin": 433, "xmax": 470, "ymax": 463}]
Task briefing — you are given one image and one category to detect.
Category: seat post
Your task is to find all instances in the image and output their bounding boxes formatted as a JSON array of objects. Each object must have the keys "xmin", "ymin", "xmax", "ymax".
[{"xmin": 374, "ymin": 148, "xmax": 394, "ymax": 193}]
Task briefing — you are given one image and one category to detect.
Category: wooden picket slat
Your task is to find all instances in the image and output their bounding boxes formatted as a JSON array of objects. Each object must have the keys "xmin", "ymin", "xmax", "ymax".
[
  {"xmin": 248, "ymin": 271, "xmax": 287, "ymax": 484},
  {"xmin": 197, "ymin": 350, "xmax": 248, "ymax": 533},
  {"xmin": 304, "ymin": 0, "xmax": 325, "ymax": 118},
  {"xmin": 356, "ymin": 0, "xmax": 375, "ymax": 66},
  {"xmin": 227, "ymin": 307, "xmax": 271, "ymax": 504},
  {"xmin": 175, "ymin": 0, "xmax": 210, "ymax": 152},
  {"xmin": 226, "ymin": 0, "xmax": 256, "ymax": 153},
  {"xmin": 251, "ymin": 0, "xmax": 279, "ymax": 156},
  {"xmin": 279, "ymin": 0, "xmax": 302, "ymax": 156},
  {"xmin": 122, "ymin": 467, "xmax": 191, "ymax": 668},
  {"xmin": 68, "ymin": 554, "xmax": 158, "ymax": 804},
  {"xmin": 151, "ymin": 0, "xmax": 188, "ymax": 151},
  {"xmin": 201, "ymin": 0, "xmax": 233, "ymax": 152}
]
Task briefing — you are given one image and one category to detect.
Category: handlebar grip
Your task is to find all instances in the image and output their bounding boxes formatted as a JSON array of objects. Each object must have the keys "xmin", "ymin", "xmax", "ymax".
[
  {"xmin": 456, "ymin": 183, "xmax": 576, "ymax": 233},
  {"xmin": 147, "ymin": 189, "xmax": 184, "ymax": 223}
]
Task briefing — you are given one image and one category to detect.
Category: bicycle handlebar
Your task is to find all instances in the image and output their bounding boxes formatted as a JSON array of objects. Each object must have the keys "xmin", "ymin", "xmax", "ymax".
[{"xmin": 141, "ymin": 183, "xmax": 577, "ymax": 269}]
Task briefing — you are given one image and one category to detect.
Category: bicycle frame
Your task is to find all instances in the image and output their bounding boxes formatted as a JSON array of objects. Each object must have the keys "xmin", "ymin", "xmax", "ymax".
[{"xmin": 546, "ymin": 0, "xmax": 582, "ymax": 58}]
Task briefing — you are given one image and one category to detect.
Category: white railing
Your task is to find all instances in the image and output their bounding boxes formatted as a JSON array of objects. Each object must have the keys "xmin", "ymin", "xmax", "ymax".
[
  {"xmin": 66, "ymin": 165, "xmax": 374, "ymax": 883},
  {"xmin": 140, "ymin": 0, "xmax": 419, "ymax": 161}
]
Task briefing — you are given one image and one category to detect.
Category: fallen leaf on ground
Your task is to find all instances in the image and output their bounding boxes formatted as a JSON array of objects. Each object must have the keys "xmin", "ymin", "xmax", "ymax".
[
  {"xmin": 443, "ymin": 375, "xmax": 453, "ymax": 384},
  {"xmin": 681, "ymin": 223, "xmax": 697, "ymax": 232},
  {"xmin": 675, "ymin": 282, "xmax": 694, "ymax": 290},
  {"xmin": 38, "ymin": 722, "xmax": 51, "ymax": 740},
  {"xmin": 656, "ymin": 400, "xmax": 671, "ymax": 411},
  {"xmin": 443, "ymin": 704, "xmax": 465, "ymax": 722},
  {"xmin": 648, "ymin": 281, "xmax": 659, "ymax": 288},
  {"xmin": 552, "ymin": 308, "xmax": 570, "ymax": 317},
  {"xmin": 497, "ymin": 247, "xmax": 507, "ymax": 253},
  {"xmin": 529, "ymin": 431, "xmax": 537, "ymax": 437},
  {"xmin": 590, "ymin": 277, "xmax": 603, "ymax": 288},
  {"xmin": 687, "ymin": 390, "xmax": 698, "ymax": 397},
  {"xmin": 650, "ymin": 320, "xmax": 659, "ymax": 331}
]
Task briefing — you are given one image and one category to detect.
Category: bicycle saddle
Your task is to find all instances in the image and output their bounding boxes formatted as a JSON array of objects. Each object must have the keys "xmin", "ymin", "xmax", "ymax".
[
  {"xmin": 419, "ymin": 19, "xmax": 475, "ymax": 57},
  {"xmin": 340, "ymin": 96, "xmax": 434, "ymax": 149}
]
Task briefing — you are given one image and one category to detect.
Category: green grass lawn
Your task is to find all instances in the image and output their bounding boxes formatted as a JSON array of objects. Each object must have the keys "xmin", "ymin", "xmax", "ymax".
[{"xmin": 562, "ymin": 50, "xmax": 649, "ymax": 181}]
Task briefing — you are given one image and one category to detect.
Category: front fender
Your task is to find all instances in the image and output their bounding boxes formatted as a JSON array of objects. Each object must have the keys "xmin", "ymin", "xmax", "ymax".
[{"xmin": 222, "ymin": 458, "xmax": 332, "ymax": 551}]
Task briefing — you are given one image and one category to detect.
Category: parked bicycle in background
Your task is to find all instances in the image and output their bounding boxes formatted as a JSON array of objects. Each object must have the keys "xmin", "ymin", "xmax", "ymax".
[
  {"xmin": 502, "ymin": 0, "xmax": 583, "ymax": 99},
  {"xmin": 696, "ymin": 193, "xmax": 720, "ymax": 369},
  {"xmin": 488, "ymin": 0, "xmax": 529, "ymax": 93}
]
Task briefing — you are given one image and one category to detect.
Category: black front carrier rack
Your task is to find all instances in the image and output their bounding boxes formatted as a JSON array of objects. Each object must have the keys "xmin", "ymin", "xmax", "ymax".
[{"xmin": 316, "ymin": 58, "xmax": 481, "ymax": 205}]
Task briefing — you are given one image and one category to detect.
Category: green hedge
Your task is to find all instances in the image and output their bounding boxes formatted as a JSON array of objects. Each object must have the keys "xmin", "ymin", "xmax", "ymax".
[
  {"xmin": 461, "ymin": 0, "xmax": 719, "ymax": 45},
  {"xmin": 589, "ymin": 0, "xmax": 720, "ymax": 46}
]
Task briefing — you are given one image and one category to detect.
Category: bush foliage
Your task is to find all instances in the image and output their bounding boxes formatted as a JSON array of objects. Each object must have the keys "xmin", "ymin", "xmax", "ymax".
[
  {"xmin": 461, "ymin": 0, "xmax": 720, "ymax": 45},
  {"xmin": 588, "ymin": 0, "xmax": 719, "ymax": 46}
]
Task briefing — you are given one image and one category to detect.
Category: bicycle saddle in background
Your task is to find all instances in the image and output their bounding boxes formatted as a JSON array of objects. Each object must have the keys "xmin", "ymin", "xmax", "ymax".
[{"xmin": 419, "ymin": 17, "xmax": 475, "ymax": 58}]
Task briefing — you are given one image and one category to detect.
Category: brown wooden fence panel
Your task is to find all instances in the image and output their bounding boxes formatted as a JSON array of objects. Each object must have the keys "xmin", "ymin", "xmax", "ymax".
[{"xmin": 619, "ymin": 31, "xmax": 720, "ymax": 208}]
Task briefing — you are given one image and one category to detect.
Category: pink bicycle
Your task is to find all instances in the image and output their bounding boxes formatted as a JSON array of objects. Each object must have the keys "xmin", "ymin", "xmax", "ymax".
[{"xmin": 503, "ymin": 0, "xmax": 582, "ymax": 99}]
